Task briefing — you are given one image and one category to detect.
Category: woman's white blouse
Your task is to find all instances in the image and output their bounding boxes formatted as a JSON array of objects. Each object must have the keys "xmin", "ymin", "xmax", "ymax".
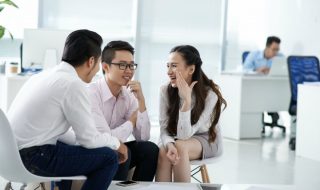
[{"xmin": 159, "ymin": 84, "xmax": 221, "ymax": 146}]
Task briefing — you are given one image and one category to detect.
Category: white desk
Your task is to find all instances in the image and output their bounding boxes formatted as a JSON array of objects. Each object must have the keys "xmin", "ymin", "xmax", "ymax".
[
  {"xmin": 0, "ymin": 74, "xmax": 30, "ymax": 112},
  {"xmin": 296, "ymin": 84, "xmax": 320, "ymax": 162},
  {"xmin": 216, "ymin": 73, "xmax": 290, "ymax": 140},
  {"xmin": 108, "ymin": 182, "xmax": 297, "ymax": 190}
]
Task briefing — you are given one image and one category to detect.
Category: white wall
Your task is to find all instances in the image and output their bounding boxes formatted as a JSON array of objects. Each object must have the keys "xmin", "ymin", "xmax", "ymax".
[
  {"xmin": 0, "ymin": 0, "xmax": 38, "ymax": 60},
  {"xmin": 39, "ymin": 0, "xmax": 134, "ymax": 40},
  {"xmin": 4, "ymin": 0, "xmax": 222, "ymax": 120},
  {"xmin": 2, "ymin": 0, "xmax": 320, "ymax": 120},
  {"xmin": 225, "ymin": 0, "xmax": 320, "ymax": 70}
]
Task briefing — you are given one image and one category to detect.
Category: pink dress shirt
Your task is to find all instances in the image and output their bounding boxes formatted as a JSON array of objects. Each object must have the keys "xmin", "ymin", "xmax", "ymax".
[{"xmin": 88, "ymin": 78, "xmax": 151, "ymax": 142}]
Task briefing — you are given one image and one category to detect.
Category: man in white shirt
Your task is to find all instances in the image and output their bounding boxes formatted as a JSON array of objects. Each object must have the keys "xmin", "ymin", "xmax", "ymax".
[
  {"xmin": 8, "ymin": 29, "xmax": 127, "ymax": 190},
  {"xmin": 88, "ymin": 41, "xmax": 159, "ymax": 181}
]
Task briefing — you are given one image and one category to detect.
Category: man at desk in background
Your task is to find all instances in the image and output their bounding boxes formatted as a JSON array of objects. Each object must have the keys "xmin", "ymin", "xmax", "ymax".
[
  {"xmin": 243, "ymin": 36, "xmax": 281, "ymax": 74},
  {"xmin": 243, "ymin": 36, "xmax": 286, "ymax": 135}
]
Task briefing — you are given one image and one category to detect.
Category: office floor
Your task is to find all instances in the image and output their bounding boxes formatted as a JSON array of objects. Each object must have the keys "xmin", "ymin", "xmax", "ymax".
[
  {"xmin": 205, "ymin": 130, "xmax": 320, "ymax": 189},
  {"xmin": 1, "ymin": 127, "xmax": 320, "ymax": 189},
  {"xmin": 152, "ymin": 125, "xmax": 320, "ymax": 189}
]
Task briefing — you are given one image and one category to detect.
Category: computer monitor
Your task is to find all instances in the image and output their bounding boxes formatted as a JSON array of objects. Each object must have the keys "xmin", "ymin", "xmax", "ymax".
[
  {"xmin": 269, "ymin": 57, "xmax": 288, "ymax": 76},
  {"xmin": 23, "ymin": 28, "xmax": 72, "ymax": 69}
]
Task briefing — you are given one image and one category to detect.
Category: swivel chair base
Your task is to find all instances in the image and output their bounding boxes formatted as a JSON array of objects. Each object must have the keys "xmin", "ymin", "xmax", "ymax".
[
  {"xmin": 262, "ymin": 112, "xmax": 286, "ymax": 134},
  {"xmin": 289, "ymin": 137, "xmax": 296, "ymax": 151}
]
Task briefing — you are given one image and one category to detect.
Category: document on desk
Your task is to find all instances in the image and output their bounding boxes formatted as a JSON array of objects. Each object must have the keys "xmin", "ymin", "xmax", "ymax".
[
  {"xmin": 133, "ymin": 184, "xmax": 200, "ymax": 190},
  {"xmin": 245, "ymin": 187, "xmax": 276, "ymax": 190},
  {"xmin": 303, "ymin": 82, "xmax": 320, "ymax": 86},
  {"xmin": 219, "ymin": 185, "xmax": 281, "ymax": 190}
]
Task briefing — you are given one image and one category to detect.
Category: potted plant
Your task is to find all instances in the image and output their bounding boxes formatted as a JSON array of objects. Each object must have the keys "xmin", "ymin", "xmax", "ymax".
[{"xmin": 0, "ymin": 0, "xmax": 18, "ymax": 39}]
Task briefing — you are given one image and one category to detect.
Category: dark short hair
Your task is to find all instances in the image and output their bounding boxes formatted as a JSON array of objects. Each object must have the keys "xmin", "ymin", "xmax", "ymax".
[
  {"xmin": 101, "ymin": 40, "xmax": 134, "ymax": 64},
  {"xmin": 266, "ymin": 36, "xmax": 281, "ymax": 47},
  {"xmin": 62, "ymin": 29, "xmax": 102, "ymax": 67}
]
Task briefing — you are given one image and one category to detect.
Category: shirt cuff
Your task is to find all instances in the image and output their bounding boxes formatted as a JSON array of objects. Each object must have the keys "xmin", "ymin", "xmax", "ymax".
[
  {"xmin": 112, "ymin": 137, "xmax": 121, "ymax": 150},
  {"xmin": 123, "ymin": 120, "xmax": 134, "ymax": 131},
  {"xmin": 101, "ymin": 133, "xmax": 121, "ymax": 150},
  {"xmin": 120, "ymin": 121, "xmax": 134, "ymax": 141},
  {"xmin": 136, "ymin": 110, "xmax": 148, "ymax": 129},
  {"xmin": 137, "ymin": 110, "xmax": 148, "ymax": 117},
  {"xmin": 179, "ymin": 110, "xmax": 191, "ymax": 121},
  {"xmin": 162, "ymin": 136, "xmax": 175, "ymax": 147}
]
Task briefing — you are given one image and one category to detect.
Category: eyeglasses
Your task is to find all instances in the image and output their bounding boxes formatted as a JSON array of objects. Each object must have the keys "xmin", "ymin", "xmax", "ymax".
[{"xmin": 110, "ymin": 62, "xmax": 138, "ymax": 70}]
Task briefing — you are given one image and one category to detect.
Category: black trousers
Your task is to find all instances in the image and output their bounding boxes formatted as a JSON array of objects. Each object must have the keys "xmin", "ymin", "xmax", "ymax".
[{"xmin": 113, "ymin": 140, "xmax": 159, "ymax": 181}]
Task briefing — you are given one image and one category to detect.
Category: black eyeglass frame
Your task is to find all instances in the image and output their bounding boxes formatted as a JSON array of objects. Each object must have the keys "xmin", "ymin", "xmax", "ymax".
[{"xmin": 108, "ymin": 62, "xmax": 138, "ymax": 70}]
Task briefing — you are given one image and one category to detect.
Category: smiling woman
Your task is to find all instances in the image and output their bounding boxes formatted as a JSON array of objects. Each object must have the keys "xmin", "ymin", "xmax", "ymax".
[{"xmin": 0, "ymin": 0, "xmax": 18, "ymax": 39}]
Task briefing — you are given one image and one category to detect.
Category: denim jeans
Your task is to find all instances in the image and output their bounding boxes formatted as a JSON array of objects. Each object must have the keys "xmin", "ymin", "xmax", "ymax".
[
  {"xmin": 113, "ymin": 141, "xmax": 159, "ymax": 181},
  {"xmin": 19, "ymin": 142, "xmax": 118, "ymax": 190}
]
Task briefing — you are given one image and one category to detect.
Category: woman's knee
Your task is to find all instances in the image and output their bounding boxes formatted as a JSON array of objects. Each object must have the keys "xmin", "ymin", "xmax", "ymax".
[
  {"xmin": 175, "ymin": 140, "xmax": 188, "ymax": 155},
  {"xmin": 158, "ymin": 146, "xmax": 168, "ymax": 162}
]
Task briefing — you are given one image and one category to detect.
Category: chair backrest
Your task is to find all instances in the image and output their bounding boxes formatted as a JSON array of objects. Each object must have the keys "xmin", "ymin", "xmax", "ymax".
[
  {"xmin": 242, "ymin": 51, "xmax": 250, "ymax": 64},
  {"xmin": 0, "ymin": 109, "xmax": 45, "ymax": 183},
  {"xmin": 287, "ymin": 56, "xmax": 320, "ymax": 115}
]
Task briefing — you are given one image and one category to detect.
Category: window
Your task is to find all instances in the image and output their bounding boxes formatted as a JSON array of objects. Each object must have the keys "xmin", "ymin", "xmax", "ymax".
[{"xmin": 135, "ymin": 0, "xmax": 223, "ymax": 119}]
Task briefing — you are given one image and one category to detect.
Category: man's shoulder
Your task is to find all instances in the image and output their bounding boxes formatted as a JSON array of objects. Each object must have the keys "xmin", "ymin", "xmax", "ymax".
[
  {"xmin": 86, "ymin": 82, "xmax": 103, "ymax": 106},
  {"xmin": 88, "ymin": 79, "xmax": 101, "ymax": 92},
  {"xmin": 29, "ymin": 69, "xmax": 79, "ymax": 88},
  {"xmin": 54, "ymin": 73, "xmax": 87, "ymax": 96},
  {"xmin": 249, "ymin": 50, "xmax": 263, "ymax": 57}
]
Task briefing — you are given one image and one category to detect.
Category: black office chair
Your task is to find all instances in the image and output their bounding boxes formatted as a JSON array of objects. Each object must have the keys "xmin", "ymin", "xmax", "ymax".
[
  {"xmin": 261, "ymin": 112, "xmax": 286, "ymax": 134},
  {"xmin": 287, "ymin": 56, "xmax": 320, "ymax": 150},
  {"xmin": 242, "ymin": 51, "xmax": 286, "ymax": 134}
]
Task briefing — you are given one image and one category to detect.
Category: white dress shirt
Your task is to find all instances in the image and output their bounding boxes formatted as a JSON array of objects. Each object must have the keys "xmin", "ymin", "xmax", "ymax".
[
  {"xmin": 159, "ymin": 84, "xmax": 221, "ymax": 146},
  {"xmin": 8, "ymin": 62, "xmax": 120, "ymax": 150},
  {"xmin": 88, "ymin": 78, "xmax": 151, "ymax": 142}
]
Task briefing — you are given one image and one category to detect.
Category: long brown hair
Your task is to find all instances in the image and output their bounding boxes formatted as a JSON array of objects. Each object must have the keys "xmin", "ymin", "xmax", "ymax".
[{"xmin": 166, "ymin": 45, "xmax": 227, "ymax": 142}]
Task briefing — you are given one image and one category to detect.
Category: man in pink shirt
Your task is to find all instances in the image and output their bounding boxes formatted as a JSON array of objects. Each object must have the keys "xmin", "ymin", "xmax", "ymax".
[{"xmin": 88, "ymin": 41, "xmax": 159, "ymax": 181}]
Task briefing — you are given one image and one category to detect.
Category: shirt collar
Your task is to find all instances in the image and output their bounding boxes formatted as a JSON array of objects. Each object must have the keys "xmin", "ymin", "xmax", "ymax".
[
  {"xmin": 58, "ymin": 61, "xmax": 79, "ymax": 77},
  {"xmin": 99, "ymin": 78, "xmax": 127, "ymax": 103},
  {"xmin": 258, "ymin": 50, "xmax": 273, "ymax": 61}
]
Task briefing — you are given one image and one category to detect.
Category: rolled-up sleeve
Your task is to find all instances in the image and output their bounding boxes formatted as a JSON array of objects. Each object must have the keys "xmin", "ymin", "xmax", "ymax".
[
  {"xmin": 62, "ymin": 81, "xmax": 120, "ymax": 150},
  {"xmin": 125, "ymin": 92, "xmax": 151, "ymax": 141},
  {"xmin": 89, "ymin": 87, "xmax": 134, "ymax": 142},
  {"xmin": 176, "ymin": 91, "xmax": 218, "ymax": 140},
  {"xmin": 159, "ymin": 85, "xmax": 175, "ymax": 146},
  {"xmin": 212, "ymin": 124, "xmax": 223, "ymax": 157},
  {"xmin": 134, "ymin": 110, "xmax": 151, "ymax": 141}
]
